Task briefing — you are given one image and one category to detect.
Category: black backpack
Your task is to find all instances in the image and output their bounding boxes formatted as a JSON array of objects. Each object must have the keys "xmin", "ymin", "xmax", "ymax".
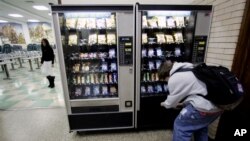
[{"xmin": 175, "ymin": 63, "xmax": 244, "ymax": 109}]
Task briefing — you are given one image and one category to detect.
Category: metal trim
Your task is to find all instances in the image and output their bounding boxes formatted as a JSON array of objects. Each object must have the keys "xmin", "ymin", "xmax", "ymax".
[
  {"xmin": 51, "ymin": 5, "xmax": 133, "ymax": 12},
  {"xmin": 70, "ymin": 98, "xmax": 119, "ymax": 107},
  {"xmin": 70, "ymin": 126, "xmax": 134, "ymax": 132},
  {"xmin": 52, "ymin": 13, "xmax": 72, "ymax": 114},
  {"xmin": 134, "ymin": 3, "xmax": 141, "ymax": 129},
  {"xmin": 138, "ymin": 4, "xmax": 212, "ymax": 11},
  {"xmin": 204, "ymin": 7, "xmax": 214, "ymax": 63}
]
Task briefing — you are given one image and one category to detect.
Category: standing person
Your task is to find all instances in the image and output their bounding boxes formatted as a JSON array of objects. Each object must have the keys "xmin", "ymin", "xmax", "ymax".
[
  {"xmin": 158, "ymin": 60, "xmax": 222, "ymax": 141},
  {"xmin": 41, "ymin": 38, "xmax": 55, "ymax": 88}
]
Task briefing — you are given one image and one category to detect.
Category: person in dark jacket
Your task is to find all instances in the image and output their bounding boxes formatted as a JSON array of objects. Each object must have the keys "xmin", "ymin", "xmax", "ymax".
[{"xmin": 41, "ymin": 38, "xmax": 55, "ymax": 88}]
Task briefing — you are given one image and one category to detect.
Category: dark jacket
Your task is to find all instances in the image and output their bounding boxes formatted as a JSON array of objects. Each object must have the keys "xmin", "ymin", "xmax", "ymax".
[{"xmin": 41, "ymin": 46, "xmax": 55, "ymax": 64}]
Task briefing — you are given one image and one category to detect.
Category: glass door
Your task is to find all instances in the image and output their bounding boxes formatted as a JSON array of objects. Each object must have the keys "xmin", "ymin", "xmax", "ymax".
[
  {"xmin": 140, "ymin": 10, "xmax": 194, "ymax": 98},
  {"xmin": 59, "ymin": 12, "xmax": 118, "ymax": 100}
]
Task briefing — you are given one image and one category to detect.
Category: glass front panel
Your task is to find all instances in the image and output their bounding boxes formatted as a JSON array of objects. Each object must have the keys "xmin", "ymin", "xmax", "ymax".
[
  {"xmin": 59, "ymin": 12, "xmax": 118, "ymax": 99},
  {"xmin": 140, "ymin": 10, "xmax": 195, "ymax": 97}
]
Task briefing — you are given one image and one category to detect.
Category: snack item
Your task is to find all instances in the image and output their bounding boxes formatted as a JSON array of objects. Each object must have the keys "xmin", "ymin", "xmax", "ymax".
[
  {"xmin": 68, "ymin": 35, "xmax": 77, "ymax": 46},
  {"xmin": 77, "ymin": 18, "xmax": 86, "ymax": 29},
  {"xmin": 163, "ymin": 84, "xmax": 168, "ymax": 92},
  {"xmin": 151, "ymin": 73, "xmax": 155, "ymax": 81},
  {"xmin": 77, "ymin": 75, "xmax": 81, "ymax": 84},
  {"xmin": 142, "ymin": 33, "xmax": 148, "ymax": 44},
  {"xmin": 147, "ymin": 85, "xmax": 154, "ymax": 93},
  {"xmin": 86, "ymin": 75, "xmax": 90, "ymax": 84},
  {"xmin": 106, "ymin": 15, "xmax": 116, "ymax": 28},
  {"xmin": 175, "ymin": 17, "xmax": 185, "ymax": 28},
  {"xmin": 156, "ymin": 60, "xmax": 161, "ymax": 69},
  {"xmin": 90, "ymin": 74, "xmax": 95, "ymax": 84},
  {"xmin": 148, "ymin": 49, "xmax": 155, "ymax": 57},
  {"xmin": 167, "ymin": 17, "xmax": 175, "ymax": 28},
  {"xmin": 96, "ymin": 18, "xmax": 106, "ymax": 29},
  {"xmin": 174, "ymin": 32, "xmax": 184, "ymax": 43},
  {"xmin": 110, "ymin": 86, "xmax": 117, "ymax": 95},
  {"xmin": 156, "ymin": 48, "xmax": 162, "ymax": 56},
  {"xmin": 99, "ymin": 74, "xmax": 104, "ymax": 84},
  {"xmin": 141, "ymin": 85, "xmax": 146, "ymax": 93},
  {"xmin": 102, "ymin": 86, "xmax": 108, "ymax": 95},
  {"xmin": 175, "ymin": 47, "xmax": 181, "ymax": 57},
  {"xmin": 148, "ymin": 61, "xmax": 155, "ymax": 70},
  {"xmin": 104, "ymin": 73, "xmax": 109, "ymax": 83},
  {"xmin": 75, "ymin": 87, "xmax": 82, "ymax": 97},
  {"xmin": 147, "ymin": 18, "xmax": 157, "ymax": 28},
  {"xmin": 98, "ymin": 34, "xmax": 106, "ymax": 44},
  {"xmin": 157, "ymin": 16, "xmax": 167, "ymax": 28},
  {"xmin": 155, "ymin": 72, "xmax": 159, "ymax": 81},
  {"xmin": 100, "ymin": 52, "xmax": 108, "ymax": 58},
  {"xmin": 142, "ymin": 16, "xmax": 148, "ymax": 28},
  {"xmin": 81, "ymin": 75, "xmax": 85, "ymax": 84},
  {"xmin": 94, "ymin": 74, "xmax": 99, "ymax": 84},
  {"xmin": 109, "ymin": 74, "xmax": 113, "ymax": 83},
  {"xmin": 88, "ymin": 34, "xmax": 97, "ymax": 45},
  {"xmin": 73, "ymin": 63, "xmax": 80, "ymax": 72},
  {"xmin": 142, "ymin": 49, "xmax": 147, "ymax": 57},
  {"xmin": 86, "ymin": 18, "xmax": 96, "ymax": 29},
  {"xmin": 148, "ymin": 38, "xmax": 156, "ymax": 44},
  {"xmin": 93, "ymin": 86, "xmax": 100, "ymax": 96},
  {"xmin": 107, "ymin": 34, "xmax": 116, "ymax": 44},
  {"xmin": 110, "ymin": 63, "xmax": 117, "ymax": 71},
  {"xmin": 66, "ymin": 18, "xmax": 76, "ymax": 29},
  {"xmin": 165, "ymin": 35, "xmax": 175, "ymax": 44},
  {"xmin": 146, "ymin": 72, "xmax": 150, "ymax": 81},
  {"xmin": 156, "ymin": 33, "xmax": 165, "ymax": 44},
  {"xmin": 109, "ymin": 49, "xmax": 116, "ymax": 58},
  {"xmin": 113, "ymin": 73, "xmax": 117, "ymax": 83},
  {"xmin": 101, "ymin": 62, "xmax": 108, "ymax": 71},
  {"xmin": 156, "ymin": 84, "xmax": 163, "ymax": 93},
  {"xmin": 73, "ymin": 77, "xmax": 77, "ymax": 84},
  {"xmin": 143, "ymin": 73, "xmax": 147, "ymax": 82},
  {"xmin": 85, "ymin": 86, "xmax": 91, "ymax": 96}
]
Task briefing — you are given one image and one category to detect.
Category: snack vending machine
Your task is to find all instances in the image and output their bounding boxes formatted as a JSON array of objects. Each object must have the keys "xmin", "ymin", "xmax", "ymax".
[
  {"xmin": 51, "ymin": 5, "xmax": 135, "ymax": 131},
  {"xmin": 135, "ymin": 4, "xmax": 212, "ymax": 129}
]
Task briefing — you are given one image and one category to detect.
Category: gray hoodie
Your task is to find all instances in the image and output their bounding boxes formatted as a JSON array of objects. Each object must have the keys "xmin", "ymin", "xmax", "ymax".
[{"xmin": 161, "ymin": 62, "xmax": 221, "ymax": 112}]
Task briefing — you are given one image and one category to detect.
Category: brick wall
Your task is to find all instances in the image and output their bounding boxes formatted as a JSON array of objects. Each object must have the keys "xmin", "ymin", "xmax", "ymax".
[
  {"xmin": 193, "ymin": 0, "xmax": 246, "ymax": 70},
  {"xmin": 192, "ymin": 0, "xmax": 246, "ymax": 139}
]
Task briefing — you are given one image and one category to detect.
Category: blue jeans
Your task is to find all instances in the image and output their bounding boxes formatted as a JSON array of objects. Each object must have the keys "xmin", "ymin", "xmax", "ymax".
[{"xmin": 173, "ymin": 104, "xmax": 221, "ymax": 141}]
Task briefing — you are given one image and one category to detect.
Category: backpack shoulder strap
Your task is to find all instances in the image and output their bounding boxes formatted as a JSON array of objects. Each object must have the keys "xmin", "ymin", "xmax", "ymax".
[{"xmin": 171, "ymin": 68, "xmax": 193, "ymax": 76}]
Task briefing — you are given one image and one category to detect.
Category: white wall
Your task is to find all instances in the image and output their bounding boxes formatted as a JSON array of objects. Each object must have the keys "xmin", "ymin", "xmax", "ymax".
[{"xmin": 61, "ymin": 0, "xmax": 195, "ymax": 4}]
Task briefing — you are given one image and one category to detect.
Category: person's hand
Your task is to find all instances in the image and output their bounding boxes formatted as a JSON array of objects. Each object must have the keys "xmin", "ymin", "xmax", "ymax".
[
  {"xmin": 160, "ymin": 102, "xmax": 165, "ymax": 107},
  {"xmin": 174, "ymin": 103, "xmax": 184, "ymax": 110}
]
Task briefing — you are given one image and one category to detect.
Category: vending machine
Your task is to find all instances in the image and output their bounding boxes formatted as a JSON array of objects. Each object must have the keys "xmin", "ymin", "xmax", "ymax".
[
  {"xmin": 51, "ymin": 5, "xmax": 135, "ymax": 131},
  {"xmin": 135, "ymin": 4, "xmax": 212, "ymax": 129}
]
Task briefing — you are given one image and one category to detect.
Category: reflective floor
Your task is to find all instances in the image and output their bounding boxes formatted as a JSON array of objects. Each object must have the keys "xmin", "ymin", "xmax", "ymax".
[
  {"xmin": 0, "ymin": 60, "xmax": 64, "ymax": 110},
  {"xmin": 0, "ymin": 108, "xmax": 172, "ymax": 141},
  {"xmin": 0, "ymin": 59, "xmax": 173, "ymax": 141}
]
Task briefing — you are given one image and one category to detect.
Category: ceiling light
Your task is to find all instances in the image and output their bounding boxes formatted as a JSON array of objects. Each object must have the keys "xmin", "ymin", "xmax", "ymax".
[
  {"xmin": 33, "ymin": 5, "xmax": 49, "ymax": 11},
  {"xmin": 0, "ymin": 20, "xmax": 8, "ymax": 23},
  {"xmin": 8, "ymin": 14, "xmax": 23, "ymax": 18},
  {"xmin": 28, "ymin": 19, "xmax": 40, "ymax": 22}
]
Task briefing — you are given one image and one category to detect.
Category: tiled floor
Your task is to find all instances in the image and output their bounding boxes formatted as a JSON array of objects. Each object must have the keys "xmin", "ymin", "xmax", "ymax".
[
  {"xmin": 0, "ymin": 108, "xmax": 173, "ymax": 141},
  {"xmin": 0, "ymin": 59, "xmax": 65, "ymax": 110}
]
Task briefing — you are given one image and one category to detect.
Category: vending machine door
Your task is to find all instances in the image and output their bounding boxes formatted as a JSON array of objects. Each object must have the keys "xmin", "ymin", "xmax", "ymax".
[
  {"xmin": 52, "ymin": 5, "xmax": 134, "ymax": 131},
  {"xmin": 135, "ymin": 4, "xmax": 212, "ymax": 129}
]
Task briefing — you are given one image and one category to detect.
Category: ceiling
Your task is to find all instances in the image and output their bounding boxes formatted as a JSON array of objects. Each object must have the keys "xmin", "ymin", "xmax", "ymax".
[{"xmin": 0, "ymin": 0, "xmax": 57, "ymax": 23}]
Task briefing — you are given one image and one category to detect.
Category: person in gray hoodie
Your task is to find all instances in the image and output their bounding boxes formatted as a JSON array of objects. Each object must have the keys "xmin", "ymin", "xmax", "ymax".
[{"xmin": 158, "ymin": 60, "xmax": 222, "ymax": 141}]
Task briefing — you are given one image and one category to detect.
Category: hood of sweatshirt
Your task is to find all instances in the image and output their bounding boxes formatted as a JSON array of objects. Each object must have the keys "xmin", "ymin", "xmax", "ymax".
[{"xmin": 169, "ymin": 62, "xmax": 194, "ymax": 76}]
